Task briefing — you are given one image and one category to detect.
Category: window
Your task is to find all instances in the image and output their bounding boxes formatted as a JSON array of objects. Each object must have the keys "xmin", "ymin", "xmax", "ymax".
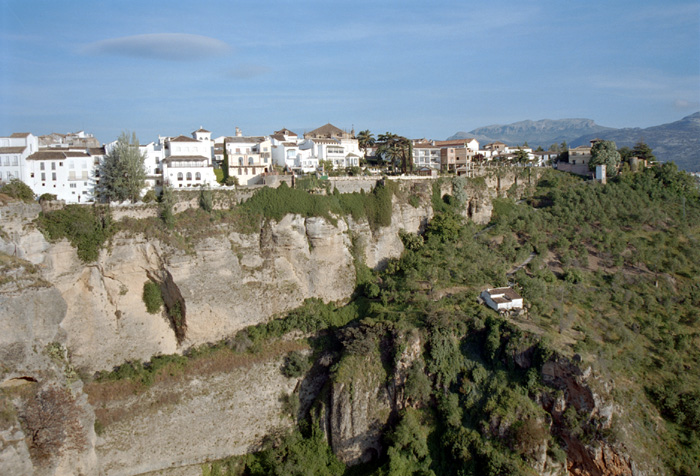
[
  {"xmin": 248, "ymin": 157, "xmax": 254, "ymax": 165},
  {"xmin": 177, "ymin": 172, "xmax": 183, "ymax": 180},
  {"xmin": 195, "ymin": 172, "xmax": 201, "ymax": 180},
  {"xmin": 40, "ymin": 162, "xmax": 45, "ymax": 171},
  {"xmin": 51, "ymin": 162, "xmax": 56, "ymax": 170},
  {"xmin": 238, "ymin": 157, "xmax": 243, "ymax": 165},
  {"xmin": 70, "ymin": 183, "xmax": 77, "ymax": 188},
  {"xmin": 41, "ymin": 173, "xmax": 46, "ymax": 181},
  {"xmin": 52, "ymin": 173, "xmax": 56, "ymax": 181},
  {"xmin": 186, "ymin": 172, "xmax": 192, "ymax": 180}
]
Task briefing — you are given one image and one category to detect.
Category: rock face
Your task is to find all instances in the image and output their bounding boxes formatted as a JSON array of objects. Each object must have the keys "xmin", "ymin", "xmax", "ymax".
[
  {"xmin": 541, "ymin": 357, "xmax": 635, "ymax": 476},
  {"xmin": 329, "ymin": 353, "xmax": 392, "ymax": 465},
  {"xmin": 90, "ymin": 354, "xmax": 298, "ymax": 476},
  {"xmin": 0, "ymin": 175, "xmax": 537, "ymax": 475}
]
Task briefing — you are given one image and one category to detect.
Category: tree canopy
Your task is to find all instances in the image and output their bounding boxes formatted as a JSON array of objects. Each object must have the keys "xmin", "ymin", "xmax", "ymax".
[
  {"xmin": 357, "ymin": 130, "xmax": 375, "ymax": 160},
  {"xmin": 589, "ymin": 140, "xmax": 621, "ymax": 176},
  {"xmin": 377, "ymin": 132, "xmax": 412, "ymax": 173},
  {"xmin": 98, "ymin": 132, "xmax": 147, "ymax": 202},
  {"xmin": 632, "ymin": 140, "xmax": 656, "ymax": 163}
]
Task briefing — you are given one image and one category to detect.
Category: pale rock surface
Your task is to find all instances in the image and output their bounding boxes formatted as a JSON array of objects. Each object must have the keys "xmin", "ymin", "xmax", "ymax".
[{"xmin": 94, "ymin": 357, "xmax": 297, "ymax": 476}]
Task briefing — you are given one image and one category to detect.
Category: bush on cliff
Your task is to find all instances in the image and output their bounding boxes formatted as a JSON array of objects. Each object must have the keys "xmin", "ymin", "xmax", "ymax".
[
  {"xmin": 0, "ymin": 178, "xmax": 35, "ymax": 201},
  {"xmin": 36, "ymin": 205, "xmax": 115, "ymax": 262},
  {"xmin": 142, "ymin": 280, "xmax": 163, "ymax": 314}
]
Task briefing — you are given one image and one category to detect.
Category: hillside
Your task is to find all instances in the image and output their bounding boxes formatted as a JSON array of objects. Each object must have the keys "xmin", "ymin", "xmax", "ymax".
[
  {"xmin": 1, "ymin": 169, "xmax": 699, "ymax": 476},
  {"xmin": 450, "ymin": 113, "xmax": 700, "ymax": 172}
]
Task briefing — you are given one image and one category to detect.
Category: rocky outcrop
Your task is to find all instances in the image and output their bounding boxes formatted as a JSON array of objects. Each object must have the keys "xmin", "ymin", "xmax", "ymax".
[
  {"xmin": 328, "ymin": 353, "xmax": 392, "ymax": 465},
  {"xmin": 89, "ymin": 353, "xmax": 298, "ymax": 476},
  {"xmin": 541, "ymin": 357, "xmax": 635, "ymax": 476}
]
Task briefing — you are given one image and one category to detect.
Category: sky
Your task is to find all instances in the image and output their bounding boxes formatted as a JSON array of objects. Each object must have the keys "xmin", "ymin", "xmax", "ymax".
[{"xmin": 1, "ymin": 0, "xmax": 699, "ymax": 143}]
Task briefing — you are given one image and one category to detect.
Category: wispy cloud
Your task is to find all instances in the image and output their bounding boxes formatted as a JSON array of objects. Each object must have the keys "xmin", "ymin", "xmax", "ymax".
[
  {"xmin": 82, "ymin": 33, "xmax": 231, "ymax": 61},
  {"xmin": 225, "ymin": 64, "xmax": 271, "ymax": 79},
  {"xmin": 673, "ymin": 99, "xmax": 700, "ymax": 110}
]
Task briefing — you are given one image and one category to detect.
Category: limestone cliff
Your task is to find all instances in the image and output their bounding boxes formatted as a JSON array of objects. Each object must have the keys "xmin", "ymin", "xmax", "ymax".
[{"xmin": 1, "ymin": 174, "xmax": 541, "ymax": 475}]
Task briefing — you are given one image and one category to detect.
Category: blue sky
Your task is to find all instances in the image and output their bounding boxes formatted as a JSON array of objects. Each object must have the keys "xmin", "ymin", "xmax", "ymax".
[{"xmin": 1, "ymin": 0, "xmax": 698, "ymax": 143}]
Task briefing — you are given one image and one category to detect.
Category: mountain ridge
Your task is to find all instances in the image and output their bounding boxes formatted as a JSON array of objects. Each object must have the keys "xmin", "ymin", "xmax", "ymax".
[{"xmin": 449, "ymin": 112, "xmax": 700, "ymax": 171}]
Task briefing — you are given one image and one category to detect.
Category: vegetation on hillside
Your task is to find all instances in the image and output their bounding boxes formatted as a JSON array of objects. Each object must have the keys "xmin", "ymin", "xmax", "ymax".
[
  {"xmin": 32, "ymin": 162, "xmax": 700, "ymax": 475},
  {"xmin": 199, "ymin": 163, "xmax": 699, "ymax": 475}
]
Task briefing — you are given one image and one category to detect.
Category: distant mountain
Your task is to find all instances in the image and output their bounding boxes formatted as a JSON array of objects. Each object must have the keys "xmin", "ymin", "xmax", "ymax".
[
  {"xmin": 449, "ymin": 113, "xmax": 700, "ymax": 172},
  {"xmin": 569, "ymin": 112, "xmax": 700, "ymax": 172},
  {"xmin": 449, "ymin": 118, "xmax": 614, "ymax": 147}
]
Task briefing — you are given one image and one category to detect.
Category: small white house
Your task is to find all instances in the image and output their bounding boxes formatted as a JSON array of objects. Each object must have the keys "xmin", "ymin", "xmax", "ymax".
[{"xmin": 481, "ymin": 287, "xmax": 524, "ymax": 311}]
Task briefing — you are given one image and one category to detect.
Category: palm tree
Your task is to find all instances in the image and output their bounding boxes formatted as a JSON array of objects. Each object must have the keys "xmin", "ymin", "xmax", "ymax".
[
  {"xmin": 377, "ymin": 132, "xmax": 411, "ymax": 173},
  {"xmin": 357, "ymin": 130, "xmax": 375, "ymax": 162}
]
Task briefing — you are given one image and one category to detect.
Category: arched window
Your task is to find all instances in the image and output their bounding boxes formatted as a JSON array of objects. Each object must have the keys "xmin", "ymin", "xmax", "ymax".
[
  {"xmin": 248, "ymin": 157, "xmax": 254, "ymax": 165},
  {"xmin": 238, "ymin": 157, "xmax": 243, "ymax": 165},
  {"xmin": 177, "ymin": 172, "xmax": 183, "ymax": 181},
  {"xmin": 186, "ymin": 172, "xmax": 192, "ymax": 180},
  {"xmin": 195, "ymin": 172, "xmax": 201, "ymax": 180}
]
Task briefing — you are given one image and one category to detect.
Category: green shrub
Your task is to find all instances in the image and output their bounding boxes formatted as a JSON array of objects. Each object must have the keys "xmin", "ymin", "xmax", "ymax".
[
  {"xmin": 39, "ymin": 193, "xmax": 57, "ymax": 202},
  {"xmin": 36, "ymin": 205, "xmax": 114, "ymax": 262},
  {"xmin": 159, "ymin": 186, "xmax": 175, "ymax": 229},
  {"xmin": 142, "ymin": 281, "xmax": 163, "ymax": 314},
  {"xmin": 281, "ymin": 351, "xmax": 310, "ymax": 378},
  {"xmin": 199, "ymin": 187, "xmax": 213, "ymax": 212},
  {"xmin": 142, "ymin": 190, "xmax": 157, "ymax": 203},
  {"xmin": 0, "ymin": 178, "xmax": 34, "ymax": 201}
]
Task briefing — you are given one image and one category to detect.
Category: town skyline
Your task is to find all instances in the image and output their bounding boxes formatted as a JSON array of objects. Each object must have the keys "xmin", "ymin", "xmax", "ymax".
[{"xmin": 1, "ymin": 0, "xmax": 699, "ymax": 143}]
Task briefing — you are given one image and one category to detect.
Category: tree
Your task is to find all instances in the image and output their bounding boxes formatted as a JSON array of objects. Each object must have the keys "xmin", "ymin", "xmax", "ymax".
[
  {"xmin": 377, "ymin": 132, "xmax": 411, "ymax": 173},
  {"xmin": 632, "ymin": 139, "xmax": 656, "ymax": 163},
  {"xmin": 221, "ymin": 138, "xmax": 230, "ymax": 184},
  {"xmin": 618, "ymin": 146, "xmax": 634, "ymax": 163},
  {"xmin": 514, "ymin": 147, "xmax": 530, "ymax": 164},
  {"xmin": 590, "ymin": 140, "xmax": 621, "ymax": 176},
  {"xmin": 319, "ymin": 159, "xmax": 334, "ymax": 173},
  {"xmin": 98, "ymin": 132, "xmax": 147, "ymax": 202},
  {"xmin": 357, "ymin": 129, "xmax": 375, "ymax": 160},
  {"xmin": 159, "ymin": 185, "xmax": 175, "ymax": 228}
]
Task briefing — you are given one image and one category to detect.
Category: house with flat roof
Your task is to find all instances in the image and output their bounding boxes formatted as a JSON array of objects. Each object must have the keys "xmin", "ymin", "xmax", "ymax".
[{"xmin": 481, "ymin": 287, "xmax": 524, "ymax": 312}]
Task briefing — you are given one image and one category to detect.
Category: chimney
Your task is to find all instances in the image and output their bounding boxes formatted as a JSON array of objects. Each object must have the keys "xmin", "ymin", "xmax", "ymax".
[{"xmin": 235, "ymin": 127, "xmax": 242, "ymax": 137}]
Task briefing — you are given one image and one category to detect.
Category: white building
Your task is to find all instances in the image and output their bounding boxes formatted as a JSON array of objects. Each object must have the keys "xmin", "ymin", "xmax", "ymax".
[
  {"xmin": 139, "ymin": 141, "xmax": 166, "ymax": 191},
  {"xmin": 302, "ymin": 124, "xmax": 362, "ymax": 170},
  {"xmin": 163, "ymin": 132, "xmax": 217, "ymax": 189},
  {"xmin": 0, "ymin": 132, "xmax": 38, "ymax": 185},
  {"xmin": 221, "ymin": 129, "xmax": 273, "ymax": 185},
  {"xmin": 481, "ymin": 287, "xmax": 524, "ymax": 311},
  {"xmin": 25, "ymin": 149, "xmax": 100, "ymax": 202},
  {"xmin": 270, "ymin": 128, "xmax": 318, "ymax": 173},
  {"xmin": 411, "ymin": 140, "xmax": 442, "ymax": 170}
]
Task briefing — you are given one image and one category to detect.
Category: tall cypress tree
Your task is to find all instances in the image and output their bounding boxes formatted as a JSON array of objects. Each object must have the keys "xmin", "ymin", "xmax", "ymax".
[{"xmin": 222, "ymin": 138, "xmax": 230, "ymax": 183}]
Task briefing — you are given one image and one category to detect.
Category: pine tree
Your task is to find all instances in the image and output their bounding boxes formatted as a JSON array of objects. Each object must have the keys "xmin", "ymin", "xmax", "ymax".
[{"xmin": 98, "ymin": 132, "xmax": 147, "ymax": 202}]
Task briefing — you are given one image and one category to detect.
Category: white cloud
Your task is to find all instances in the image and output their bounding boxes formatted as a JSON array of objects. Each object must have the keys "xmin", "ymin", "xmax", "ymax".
[
  {"xmin": 82, "ymin": 33, "xmax": 231, "ymax": 61},
  {"xmin": 673, "ymin": 99, "xmax": 700, "ymax": 110}
]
